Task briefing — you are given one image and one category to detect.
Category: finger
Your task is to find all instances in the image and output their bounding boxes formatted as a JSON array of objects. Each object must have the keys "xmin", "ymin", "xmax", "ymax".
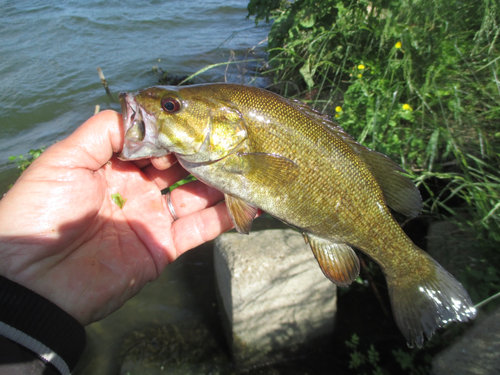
[
  {"xmin": 133, "ymin": 159, "xmax": 152, "ymax": 169},
  {"xmin": 132, "ymin": 153, "xmax": 177, "ymax": 171},
  {"xmin": 165, "ymin": 180, "xmax": 225, "ymax": 218},
  {"xmin": 142, "ymin": 161, "xmax": 188, "ymax": 191},
  {"xmin": 171, "ymin": 202, "xmax": 234, "ymax": 259},
  {"xmin": 37, "ymin": 110, "xmax": 124, "ymax": 171},
  {"xmin": 134, "ymin": 154, "xmax": 177, "ymax": 178},
  {"xmin": 151, "ymin": 154, "xmax": 177, "ymax": 170}
]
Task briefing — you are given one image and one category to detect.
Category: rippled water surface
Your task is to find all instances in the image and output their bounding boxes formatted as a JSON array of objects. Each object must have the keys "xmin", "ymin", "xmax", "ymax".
[
  {"xmin": 0, "ymin": 0, "xmax": 269, "ymax": 193},
  {"xmin": 1, "ymin": 1, "xmax": 274, "ymax": 372}
]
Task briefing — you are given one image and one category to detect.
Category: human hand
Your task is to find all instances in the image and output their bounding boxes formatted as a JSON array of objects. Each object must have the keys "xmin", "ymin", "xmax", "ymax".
[{"xmin": 0, "ymin": 110, "xmax": 233, "ymax": 326}]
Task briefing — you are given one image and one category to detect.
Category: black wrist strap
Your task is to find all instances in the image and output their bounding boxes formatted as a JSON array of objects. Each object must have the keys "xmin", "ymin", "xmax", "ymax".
[{"xmin": 0, "ymin": 275, "xmax": 86, "ymax": 375}]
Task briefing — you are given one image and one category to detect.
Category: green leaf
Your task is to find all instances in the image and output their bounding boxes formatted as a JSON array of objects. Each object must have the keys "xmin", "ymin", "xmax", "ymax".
[
  {"xmin": 392, "ymin": 348, "xmax": 415, "ymax": 370},
  {"xmin": 345, "ymin": 333, "xmax": 360, "ymax": 349},
  {"xmin": 349, "ymin": 350, "xmax": 366, "ymax": 369},
  {"xmin": 111, "ymin": 192, "xmax": 127, "ymax": 209},
  {"xmin": 300, "ymin": 61, "xmax": 315, "ymax": 88},
  {"xmin": 367, "ymin": 344, "xmax": 380, "ymax": 365},
  {"xmin": 299, "ymin": 13, "xmax": 316, "ymax": 28}
]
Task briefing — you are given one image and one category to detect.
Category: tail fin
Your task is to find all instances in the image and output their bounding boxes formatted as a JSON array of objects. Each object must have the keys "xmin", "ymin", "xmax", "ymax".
[{"xmin": 387, "ymin": 250, "xmax": 476, "ymax": 348}]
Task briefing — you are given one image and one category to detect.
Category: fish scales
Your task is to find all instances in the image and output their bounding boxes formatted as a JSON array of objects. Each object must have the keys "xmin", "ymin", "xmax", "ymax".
[
  {"xmin": 118, "ymin": 83, "xmax": 476, "ymax": 347},
  {"xmin": 222, "ymin": 85, "xmax": 398, "ymax": 254}
]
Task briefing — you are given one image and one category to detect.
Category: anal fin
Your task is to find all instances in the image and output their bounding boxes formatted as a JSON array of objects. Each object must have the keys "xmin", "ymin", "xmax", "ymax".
[
  {"xmin": 305, "ymin": 233, "xmax": 360, "ymax": 288},
  {"xmin": 225, "ymin": 194, "xmax": 258, "ymax": 234}
]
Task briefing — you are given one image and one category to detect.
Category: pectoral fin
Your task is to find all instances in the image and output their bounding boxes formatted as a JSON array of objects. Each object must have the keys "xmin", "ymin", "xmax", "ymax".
[
  {"xmin": 225, "ymin": 194, "xmax": 258, "ymax": 234},
  {"xmin": 239, "ymin": 153, "xmax": 300, "ymax": 187},
  {"xmin": 305, "ymin": 233, "xmax": 360, "ymax": 287}
]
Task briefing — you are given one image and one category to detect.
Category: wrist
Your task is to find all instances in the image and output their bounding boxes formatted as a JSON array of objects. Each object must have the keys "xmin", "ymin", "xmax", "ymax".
[{"xmin": 0, "ymin": 275, "xmax": 86, "ymax": 375}]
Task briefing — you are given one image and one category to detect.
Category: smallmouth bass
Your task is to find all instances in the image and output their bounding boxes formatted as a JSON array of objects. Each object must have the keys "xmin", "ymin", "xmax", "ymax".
[{"xmin": 118, "ymin": 83, "xmax": 476, "ymax": 347}]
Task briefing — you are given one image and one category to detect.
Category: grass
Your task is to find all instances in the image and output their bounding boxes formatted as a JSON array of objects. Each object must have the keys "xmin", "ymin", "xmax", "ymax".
[
  {"xmin": 247, "ymin": 0, "xmax": 500, "ymax": 371},
  {"xmin": 249, "ymin": 0, "xmax": 500, "ymax": 302},
  {"xmin": 8, "ymin": 147, "xmax": 46, "ymax": 172}
]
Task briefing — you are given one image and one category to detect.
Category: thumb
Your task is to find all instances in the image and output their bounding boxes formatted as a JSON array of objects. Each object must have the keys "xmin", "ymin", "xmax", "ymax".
[{"xmin": 40, "ymin": 110, "xmax": 124, "ymax": 171}]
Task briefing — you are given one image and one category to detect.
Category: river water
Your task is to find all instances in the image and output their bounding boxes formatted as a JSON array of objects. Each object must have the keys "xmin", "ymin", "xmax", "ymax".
[
  {"xmin": 0, "ymin": 2, "xmax": 274, "ymax": 373},
  {"xmin": 0, "ymin": 0, "xmax": 269, "ymax": 194}
]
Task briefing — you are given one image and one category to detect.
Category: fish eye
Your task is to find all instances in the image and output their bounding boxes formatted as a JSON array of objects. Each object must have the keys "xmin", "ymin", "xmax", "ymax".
[{"xmin": 161, "ymin": 97, "xmax": 181, "ymax": 113}]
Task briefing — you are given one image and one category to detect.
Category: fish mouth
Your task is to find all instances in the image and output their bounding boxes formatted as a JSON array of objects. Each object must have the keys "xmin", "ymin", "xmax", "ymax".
[{"xmin": 118, "ymin": 92, "xmax": 169, "ymax": 160}]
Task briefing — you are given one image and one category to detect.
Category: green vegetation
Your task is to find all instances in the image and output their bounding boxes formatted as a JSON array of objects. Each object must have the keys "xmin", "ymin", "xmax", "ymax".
[
  {"xmin": 345, "ymin": 333, "xmax": 387, "ymax": 374},
  {"xmin": 341, "ymin": 321, "xmax": 472, "ymax": 374},
  {"xmin": 167, "ymin": 174, "xmax": 198, "ymax": 192},
  {"xmin": 7, "ymin": 147, "xmax": 46, "ymax": 189},
  {"xmin": 248, "ymin": 0, "xmax": 499, "ymax": 371},
  {"xmin": 248, "ymin": 0, "xmax": 500, "ymax": 303},
  {"xmin": 8, "ymin": 147, "xmax": 46, "ymax": 172},
  {"xmin": 111, "ymin": 192, "xmax": 127, "ymax": 209}
]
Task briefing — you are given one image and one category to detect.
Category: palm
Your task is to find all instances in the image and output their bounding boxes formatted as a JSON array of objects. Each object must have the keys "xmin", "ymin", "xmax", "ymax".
[
  {"xmin": 0, "ymin": 111, "xmax": 230, "ymax": 325},
  {"xmin": 32, "ymin": 156, "xmax": 174, "ymax": 325}
]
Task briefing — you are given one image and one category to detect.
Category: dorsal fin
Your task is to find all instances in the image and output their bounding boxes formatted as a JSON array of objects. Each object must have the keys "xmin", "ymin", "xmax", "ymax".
[
  {"xmin": 288, "ymin": 99, "xmax": 422, "ymax": 217},
  {"xmin": 356, "ymin": 148, "xmax": 422, "ymax": 217}
]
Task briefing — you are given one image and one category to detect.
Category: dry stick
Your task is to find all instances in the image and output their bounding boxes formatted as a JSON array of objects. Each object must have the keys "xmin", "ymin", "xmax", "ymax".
[
  {"xmin": 97, "ymin": 67, "xmax": 113, "ymax": 100},
  {"xmin": 359, "ymin": 256, "xmax": 390, "ymax": 318}
]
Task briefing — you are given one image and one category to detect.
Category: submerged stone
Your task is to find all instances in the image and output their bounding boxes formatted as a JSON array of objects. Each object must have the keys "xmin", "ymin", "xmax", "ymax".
[{"xmin": 119, "ymin": 321, "xmax": 231, "ymax": 375}]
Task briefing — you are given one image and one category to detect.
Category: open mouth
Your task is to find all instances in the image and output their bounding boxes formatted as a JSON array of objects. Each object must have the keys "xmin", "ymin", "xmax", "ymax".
[
  {"xmin": 120, "ymin": 92, "xmax": 145, "ymax": 143},
  {"xmin": 117, "ymin": 92, "xmax": 168, "ymax": 160}
]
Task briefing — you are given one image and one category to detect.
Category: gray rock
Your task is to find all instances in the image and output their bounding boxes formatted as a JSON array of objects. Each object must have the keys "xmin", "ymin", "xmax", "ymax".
[
  {"xmin": 214, "ymin": 229, "xmax": 337, "ymax": 370},
  {"xmin": 432, "ymin": 306, "xmax": 500, "ymax": 375}
]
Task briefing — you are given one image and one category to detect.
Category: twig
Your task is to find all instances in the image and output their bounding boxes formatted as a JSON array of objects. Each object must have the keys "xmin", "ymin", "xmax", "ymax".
[
  {"xmin": 97, "ymin": 67, "xmax": 113, "ymax": 100},
  {"xmin": 177, "ymin": 59, "xmax": 262, "ymax": 86},
  {"xmin": 360, "ymin": 257, "xmax": 390, "ymax": 317}
]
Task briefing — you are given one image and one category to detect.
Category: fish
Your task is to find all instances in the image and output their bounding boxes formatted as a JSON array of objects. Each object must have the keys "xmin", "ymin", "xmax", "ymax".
[{"xmin": 118, "ymin": 83, "xmax": 476, "ymax": 347}]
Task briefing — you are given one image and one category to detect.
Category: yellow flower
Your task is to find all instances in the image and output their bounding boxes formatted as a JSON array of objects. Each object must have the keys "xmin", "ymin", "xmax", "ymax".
[
  {"xmin": 335, "ymin": 114, "xmax": 340, "ymax": 118},
  {"xmin": 358, "ymin": 74, "xmax": 363, "ymax": 78},
  {"xmin": 395, "ymin": 41, "xmax": 402, "ymax": 49},
  {"xmin": 335, "ymin": 106, "xmax": 343, "ymax": 113},
  {"xmin": 402, "ymin": 103, "xmax": 412, "ymax": 111},
  {"xmin": 358, "ymin": 64, "xmax": 365, "ymax": 70}
]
